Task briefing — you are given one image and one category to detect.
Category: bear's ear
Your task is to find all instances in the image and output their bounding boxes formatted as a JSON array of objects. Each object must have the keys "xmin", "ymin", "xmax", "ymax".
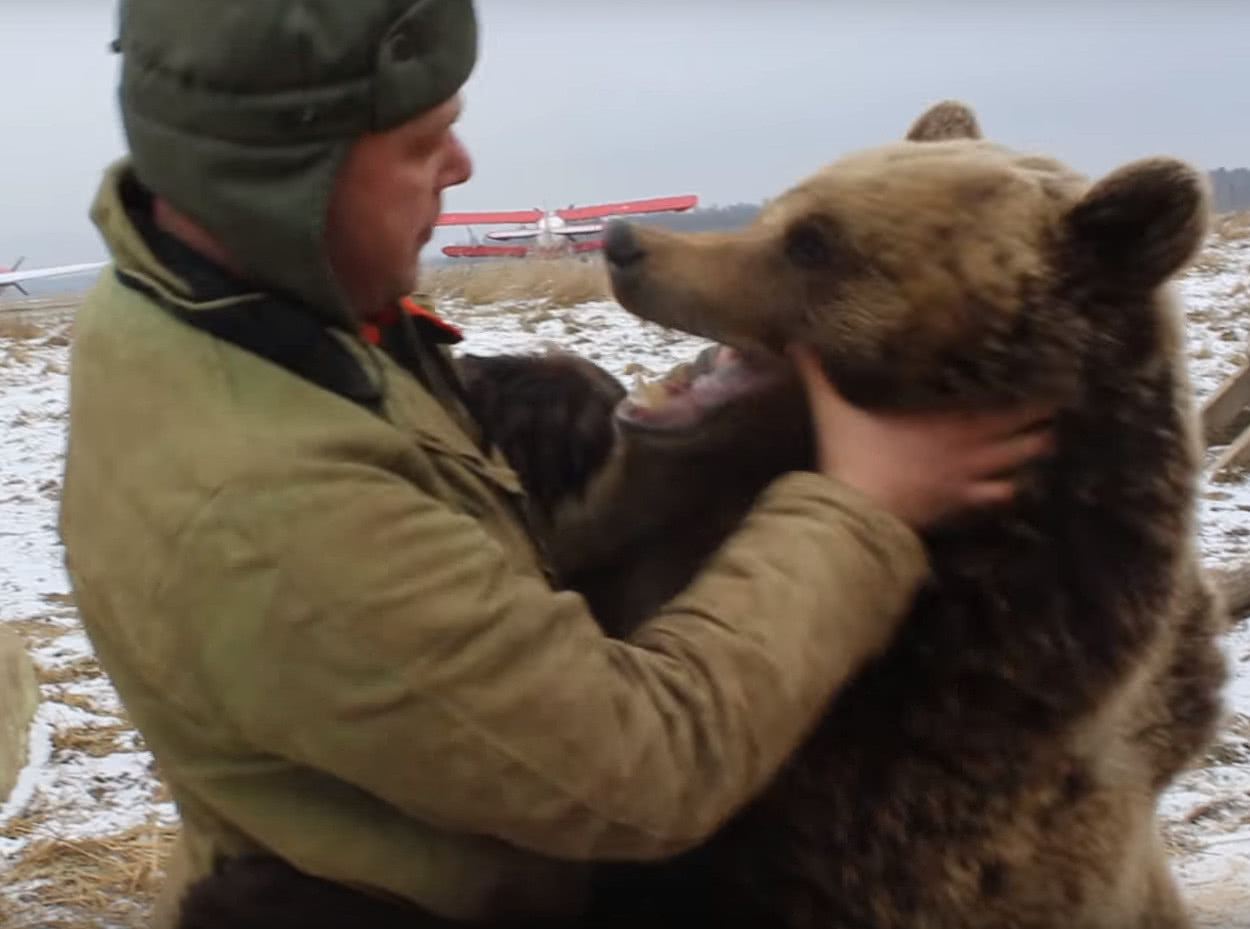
[
  {"xmin": 1065, "ymin": 157, "xmax": 1210, "ymax": 288},
  {"xmin": 905, "ymin": 100, "xmax": 982, "ymax": 142}
]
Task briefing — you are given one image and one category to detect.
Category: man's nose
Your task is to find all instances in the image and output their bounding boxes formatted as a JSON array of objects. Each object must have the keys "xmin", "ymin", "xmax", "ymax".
[{"xmin": 444, "ymin": 134, "xmax": 473, "ymax": 188}]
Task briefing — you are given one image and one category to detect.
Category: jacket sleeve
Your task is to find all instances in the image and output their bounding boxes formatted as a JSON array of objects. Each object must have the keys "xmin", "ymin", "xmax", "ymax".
[{"xmin": 191, "ymin": 464, "xmax": 928, "ymax": 863}]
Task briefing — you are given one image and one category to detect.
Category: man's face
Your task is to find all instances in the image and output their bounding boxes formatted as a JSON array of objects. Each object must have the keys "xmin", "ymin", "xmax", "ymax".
[{"xmin": 326, "ymin": 94, "xmax": 472, "ymax": 319}]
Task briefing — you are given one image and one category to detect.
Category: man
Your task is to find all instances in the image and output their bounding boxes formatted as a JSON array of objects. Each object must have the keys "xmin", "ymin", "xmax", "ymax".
[{"xmin": 59, "ymin": 1, "xmax": 1052, "ymax": 925}]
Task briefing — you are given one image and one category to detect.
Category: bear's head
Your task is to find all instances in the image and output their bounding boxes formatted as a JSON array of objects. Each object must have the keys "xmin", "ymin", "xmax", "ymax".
[{"xmin": 606, "ymin": 100, "xmax": 1211, "ymax": 432}]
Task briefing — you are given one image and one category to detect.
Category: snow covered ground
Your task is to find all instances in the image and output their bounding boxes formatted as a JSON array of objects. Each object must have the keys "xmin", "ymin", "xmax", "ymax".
[{"xmin": 1, "ymin": 227, "xmax": 1248, "ymax": 926}]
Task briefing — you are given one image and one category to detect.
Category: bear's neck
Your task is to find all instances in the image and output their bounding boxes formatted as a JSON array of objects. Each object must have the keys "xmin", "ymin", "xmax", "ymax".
[{"xmin": 892, "ymin": 351, "xmax": 1201, "ymax": 737}]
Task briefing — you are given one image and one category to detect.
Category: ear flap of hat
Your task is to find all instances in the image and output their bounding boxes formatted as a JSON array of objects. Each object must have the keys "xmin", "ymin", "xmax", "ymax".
[{"xmin": 375, "ymin": 0, "xmax": 479, "ymax": 130}]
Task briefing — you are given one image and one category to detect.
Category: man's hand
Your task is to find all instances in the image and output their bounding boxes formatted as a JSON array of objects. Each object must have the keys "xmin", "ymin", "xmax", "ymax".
[{"xmin": 788, "ymin": 344, "xmax": 1055, "ymax": 529}]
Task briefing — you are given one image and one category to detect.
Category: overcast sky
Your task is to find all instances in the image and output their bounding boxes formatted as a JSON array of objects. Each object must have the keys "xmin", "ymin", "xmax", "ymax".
[{"xmin": 2, "ymin": 0, "xmax": 1247, "ymax": 266}]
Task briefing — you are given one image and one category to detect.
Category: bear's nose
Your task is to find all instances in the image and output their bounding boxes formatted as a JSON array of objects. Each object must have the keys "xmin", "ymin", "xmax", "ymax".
[{"xmin": 603, "ymin": 220, "xmax": 645, "ymax": 268}]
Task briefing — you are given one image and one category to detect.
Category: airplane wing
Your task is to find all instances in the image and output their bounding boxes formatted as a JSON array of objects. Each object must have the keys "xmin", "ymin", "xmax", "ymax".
[
  {"xmin": 435, "ymin": 209, "xmax": 544, "ymax": 226},
  {"xmin": 552, "ymin": 223, "xmax": 604, "ymax": 237},
  {"xmin": 0, "ymin": 261, "xmax": 108, "ymax": 288},
  {"xmin": 485, "ymin": 228, "xmax": 540, "ymax": 241},
  {"xmin": 442, "ymin": 243, "xmax": 530, "ymax": 258},
  {"xmin": 555, "ymin": 195, "xmax": 698, "ymax": 222},
  {"xmin": 486, "ymin": 223, "xmax": 603, "ymax": 239}
]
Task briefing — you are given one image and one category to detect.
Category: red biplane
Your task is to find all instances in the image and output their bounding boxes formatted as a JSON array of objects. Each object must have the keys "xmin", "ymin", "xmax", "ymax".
[{"xmin": 436, "ymin": 194, "xmax": 698, "ymax": 259}]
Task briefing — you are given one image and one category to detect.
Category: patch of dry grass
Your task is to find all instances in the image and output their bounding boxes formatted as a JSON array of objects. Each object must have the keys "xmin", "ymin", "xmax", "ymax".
[
  {"xmin": 422, "ymin": 256, "xmax": 612, "ymax": 307},
  {"xmin": 1191, "ymin": 250, "xmax": 1231, "ymax": 275},
  {"xmin": 48, "ymin": 688, "xmax": 108, "ymax": 716},
  {"xmin": 149, "ymin": 778, "xmax": 172, "ymax": 806},
  {"xmin": 2, "ymin": 770, "xmax": 174, "ymax": 927},
  {"xmin": 50, "ymin": 722, "xmax": 131, "ymax": 759},
  {"xmin": 35, "ymin": 655, "xmax": 103, "ymax": 686},
  {"xmin": 0, "ymin": 788, "xmax": 54, "ymax": 842},
  {"xmin": 1213, "ymin": 210, "xmax": 1250, "ymax": 242},
  {"xmin": 3, "ymin": 343, "xmax": 32, "ymax": 365},
  {"xmin": 0, "ymin": 317, "xmax": 45, "ymax": 341},
  {"xmin": 4, "ymin": 617, "xmax": 68, "ymax": 647},
  {"xmin": 0, "ymin": 821, "xmax": 177, "ymax": 929}
]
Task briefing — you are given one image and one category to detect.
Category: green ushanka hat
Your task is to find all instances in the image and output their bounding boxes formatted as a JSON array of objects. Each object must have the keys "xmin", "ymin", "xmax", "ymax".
[{"xmin": 113, "ymin": 0, "xmax": 478, "ymax": 325}]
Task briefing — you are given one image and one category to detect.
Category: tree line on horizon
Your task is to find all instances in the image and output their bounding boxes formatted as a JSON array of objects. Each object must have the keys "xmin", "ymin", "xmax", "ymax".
[{"xmin": 1208, "ymin": 169, "xmax": 1250, "ymax": 214}]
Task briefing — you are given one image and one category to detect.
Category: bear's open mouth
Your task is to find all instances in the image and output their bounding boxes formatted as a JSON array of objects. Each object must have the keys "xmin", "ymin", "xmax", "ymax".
[{"xmin": 618, "ymin": 344, "xmax": 783, "ymax": 431}]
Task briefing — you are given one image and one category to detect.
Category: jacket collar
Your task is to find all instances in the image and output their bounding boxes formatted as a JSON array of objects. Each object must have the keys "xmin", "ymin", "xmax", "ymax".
[{"xmin": 91, "ymin": 159, "xmax": 465, "ymax": 348}]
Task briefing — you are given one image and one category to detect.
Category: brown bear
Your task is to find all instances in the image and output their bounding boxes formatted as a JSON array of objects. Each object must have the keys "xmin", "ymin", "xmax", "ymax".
[{"xmin": 174, "ymin": 101, "xmax": 1230, "ymax": 929}]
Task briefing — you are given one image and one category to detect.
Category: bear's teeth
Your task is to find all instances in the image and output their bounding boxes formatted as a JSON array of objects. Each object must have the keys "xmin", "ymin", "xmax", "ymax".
[
  {"xmin": 659, "ymin": 364, "xmax": 694, "ymax": 394},
  {"xmin": 630, "ymin": 373, "xmax": 667, "ymax": 409},
  {"xmin": 631, "ymin": 372, "xmax": 647, "ymax": 395},
  {"xmin": 644, "ymin": 381, "xmax": 668, "ymax": 408}
]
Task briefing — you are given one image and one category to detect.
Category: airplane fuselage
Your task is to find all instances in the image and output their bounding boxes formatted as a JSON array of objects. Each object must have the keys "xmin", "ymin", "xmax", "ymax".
[{"xmin": 485, "ymin": 212, "xmax": 605, "ymax": 253}]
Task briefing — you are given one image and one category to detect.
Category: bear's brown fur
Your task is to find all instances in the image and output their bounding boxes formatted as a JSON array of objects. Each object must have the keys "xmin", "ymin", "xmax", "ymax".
[
  {"xmin": 457, "ymin": 348, "xmax": 626, "ymax": 517},
  {"xmin": 174, "ymin": 101, "xmax": 1230, "ymax": 929}
]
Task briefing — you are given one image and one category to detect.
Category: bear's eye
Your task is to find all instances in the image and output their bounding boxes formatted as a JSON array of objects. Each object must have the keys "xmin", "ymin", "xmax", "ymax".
[{"xmin": 784, "ymin": 217, "xmax": 836, "ymax": 270}]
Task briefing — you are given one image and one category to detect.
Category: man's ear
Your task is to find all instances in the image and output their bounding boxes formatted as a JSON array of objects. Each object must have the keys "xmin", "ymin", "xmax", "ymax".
[
  {"xmin": 905, "ymin": 100, "xmax": 983, "ymax": 142},
  {"xmin": 1066, "ymin": 157, "xmax": 1210, "ymax": 288}
]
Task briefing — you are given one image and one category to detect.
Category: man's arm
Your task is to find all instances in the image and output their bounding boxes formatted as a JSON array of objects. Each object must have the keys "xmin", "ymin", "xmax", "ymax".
[{"xmin": 188, "ymin": 462, "xmax": 927, "ymax": 862}]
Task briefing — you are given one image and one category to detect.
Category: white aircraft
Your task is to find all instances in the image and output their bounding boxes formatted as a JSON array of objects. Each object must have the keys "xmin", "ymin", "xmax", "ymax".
[{"xmin": 0, "ymin": 257, "xmax": 108, "ymax": 297}]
